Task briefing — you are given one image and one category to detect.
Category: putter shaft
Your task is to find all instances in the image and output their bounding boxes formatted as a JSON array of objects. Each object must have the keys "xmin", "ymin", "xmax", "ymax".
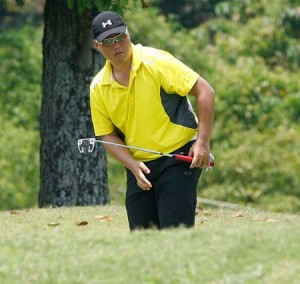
[{"xmin": 93, "ymin": 139, "xmax": 214, "ymax": 166}]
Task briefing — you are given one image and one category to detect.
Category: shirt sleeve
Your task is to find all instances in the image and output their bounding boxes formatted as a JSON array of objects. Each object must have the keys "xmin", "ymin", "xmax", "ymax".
[
  {"xmin": 156, "ymin": 50, "xmax": 199, "ymax": 96},
  {"xmin": 90, "ymin": 85, "xmax": 114, "ymax": 136}
]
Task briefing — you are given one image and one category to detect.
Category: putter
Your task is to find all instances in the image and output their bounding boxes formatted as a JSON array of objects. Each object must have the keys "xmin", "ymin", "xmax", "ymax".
[{"xmin": 78, "ymin": 138, "xmax": 215, "ymax": 168}]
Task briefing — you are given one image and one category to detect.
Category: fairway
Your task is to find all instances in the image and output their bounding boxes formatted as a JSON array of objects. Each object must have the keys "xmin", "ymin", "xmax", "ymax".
[{"xmin": 1, "ymin": 205, "xmax": 299, "ymax": 284}]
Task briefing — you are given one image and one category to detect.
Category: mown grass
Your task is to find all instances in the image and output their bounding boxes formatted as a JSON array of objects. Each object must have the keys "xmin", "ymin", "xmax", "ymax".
[{"xmin": 1, "ymin": 205, "xmax": 299, "ymax": 284}]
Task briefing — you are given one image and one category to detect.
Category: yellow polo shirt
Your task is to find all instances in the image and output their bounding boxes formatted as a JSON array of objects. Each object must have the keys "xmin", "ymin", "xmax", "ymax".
[{"xmin": 90, "ymin": 44, "xmax": 199, "ymax": 161}]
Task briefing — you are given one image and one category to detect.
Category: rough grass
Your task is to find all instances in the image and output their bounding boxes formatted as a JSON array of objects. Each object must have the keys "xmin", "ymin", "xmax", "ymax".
[{"xmin": 1, "ymin": 205, "xmax": 299, "ymax": 284}]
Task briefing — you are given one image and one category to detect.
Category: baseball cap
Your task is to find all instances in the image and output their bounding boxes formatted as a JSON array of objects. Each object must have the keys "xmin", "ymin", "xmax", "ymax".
[{"xmin": 92, "ymin": 11, "xmax": 127, "ymax": 43}]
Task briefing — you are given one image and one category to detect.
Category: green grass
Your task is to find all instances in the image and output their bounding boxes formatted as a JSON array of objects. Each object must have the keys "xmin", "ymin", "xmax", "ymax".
[{"xmin": 1, "ymin": 206, "xmax": 299, "ymax": 283}]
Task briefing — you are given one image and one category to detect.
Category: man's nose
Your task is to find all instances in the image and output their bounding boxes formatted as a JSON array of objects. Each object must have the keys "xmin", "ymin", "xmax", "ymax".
[{"xmin": 113, "ymin": 41, "xmax": 121, "ymax": 48}]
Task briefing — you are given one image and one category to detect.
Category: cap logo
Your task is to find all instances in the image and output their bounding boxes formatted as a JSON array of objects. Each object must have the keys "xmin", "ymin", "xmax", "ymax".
[{"xmin": 102, "ymin": 20, "xmax": 112, "ymax": 28}]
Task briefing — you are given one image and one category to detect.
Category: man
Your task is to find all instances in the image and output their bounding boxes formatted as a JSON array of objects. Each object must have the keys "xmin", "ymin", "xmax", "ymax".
[{"xmin": 90, "ymin": 11, "xmax": 214, "ymax": 230}]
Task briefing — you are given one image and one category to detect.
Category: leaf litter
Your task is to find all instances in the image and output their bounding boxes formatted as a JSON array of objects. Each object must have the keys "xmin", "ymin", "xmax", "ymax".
[
  {"xmin": 94, "ymin": 215, "xmax": 113, "ymax": 222},
  {"xmin": 76, "ymin": 221, "xmax": 88, "ymax": 226}
]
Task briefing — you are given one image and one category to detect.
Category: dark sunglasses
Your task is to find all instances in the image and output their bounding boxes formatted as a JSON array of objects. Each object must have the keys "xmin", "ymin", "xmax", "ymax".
[{"xmin": 98, "ymin": 29, "xmax": 128, "ymax": 46}]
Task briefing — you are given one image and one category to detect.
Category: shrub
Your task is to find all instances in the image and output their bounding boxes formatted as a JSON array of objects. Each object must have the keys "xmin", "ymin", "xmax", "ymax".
[
  {"xmin": 0, "ymin": 117, "xmax": 40, "ymax": 210},
  {"xmin": 0, "ymin": 25, "xmax": 42, "ymax": 128},
  {"xmin": 200, "ymin": 125, "xmax": 300, "ymax": 212}
]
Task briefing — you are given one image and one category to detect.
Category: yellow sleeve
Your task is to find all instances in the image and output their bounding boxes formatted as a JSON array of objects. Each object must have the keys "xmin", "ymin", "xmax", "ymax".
[
  {"xmin": 156, "ymin": 51, "xmax": 199, "ymax": 96},
  {"xmin": 90, "ymin": 85, "xmax": 114, "ymax": 136}
]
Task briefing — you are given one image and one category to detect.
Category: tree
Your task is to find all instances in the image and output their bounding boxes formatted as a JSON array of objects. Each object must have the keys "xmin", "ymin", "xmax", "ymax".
[{"xmin": 38, "ymin": 0, "xmax": 133, "ymax": 207}]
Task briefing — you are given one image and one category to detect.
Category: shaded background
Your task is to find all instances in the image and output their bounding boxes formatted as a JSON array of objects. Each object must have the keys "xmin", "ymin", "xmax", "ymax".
[{"xmin": 0, "ymin": 0, "xmax": 299, "ymax": 212}]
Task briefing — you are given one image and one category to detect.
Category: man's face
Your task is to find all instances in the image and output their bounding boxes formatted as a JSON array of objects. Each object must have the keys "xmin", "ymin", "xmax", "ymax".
[{"xmin": 94, "ymin": 30, "xmax": 132, "ymax": 65}]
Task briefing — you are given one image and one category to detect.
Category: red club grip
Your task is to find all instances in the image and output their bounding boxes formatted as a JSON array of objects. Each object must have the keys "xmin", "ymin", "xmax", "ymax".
[
  {"xmin": 174, "ymin": 154, "xmax": 193, "ymax": 163},
  {"xmin": 174, "ymin": 154, "xmax": 215, "ymax": 166}
]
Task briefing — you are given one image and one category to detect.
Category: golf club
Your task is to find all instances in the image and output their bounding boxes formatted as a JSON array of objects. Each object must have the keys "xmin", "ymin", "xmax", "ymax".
[{"xmin": 78, "ymin": 138, "xmax": 215, "ymax": 168}]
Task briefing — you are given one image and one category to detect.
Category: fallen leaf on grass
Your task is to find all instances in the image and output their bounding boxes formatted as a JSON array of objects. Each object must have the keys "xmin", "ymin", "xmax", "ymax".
[
  {"xmin": 196, "ymin": 207, "xmax": 212, "ymax": 217},
  {"xmin": 47, "ymin": 222, "xmax": 60, "ymax": 227},
  {"xmin": 196, "ymin": 208, "xmax": 209, "ymax": 223},
  {"xmin": 76, "ymin": 221, "xmax": 88, "ymax": 226},
  {"xmin": 234, "ymin": 212, "xmax": 245, "ymax": 218},
  {"xmin": 197, "ymin": 220, "xmax": 206, "ymax": 227},
  {"xmin": 94, "ymin": 215, "xmax": 113, "ymax": 222},
  {"xmin": 204, "ymin": 211, "xmax": 213, "ymax": 217}
]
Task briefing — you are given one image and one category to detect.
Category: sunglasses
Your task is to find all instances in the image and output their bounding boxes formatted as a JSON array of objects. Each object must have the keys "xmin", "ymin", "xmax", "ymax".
[{"xmin": 98, "ymin": 29, "xmax": 128, "ymax": 46}]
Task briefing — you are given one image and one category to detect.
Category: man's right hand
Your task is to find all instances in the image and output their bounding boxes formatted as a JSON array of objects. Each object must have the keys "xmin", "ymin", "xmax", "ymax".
[
  {"xmin": 100, "ymin": 133, "xmax": 152, "ymax": 190},
  {"xmin": 132, "ymin": 161, "xmax": 152, "ymax": 190}
]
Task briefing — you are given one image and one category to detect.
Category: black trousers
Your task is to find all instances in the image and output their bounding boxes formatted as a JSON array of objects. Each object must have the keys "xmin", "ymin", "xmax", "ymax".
[{"xmin": 125, "ymin": 141, "xmax": 201, "ymax": 230}]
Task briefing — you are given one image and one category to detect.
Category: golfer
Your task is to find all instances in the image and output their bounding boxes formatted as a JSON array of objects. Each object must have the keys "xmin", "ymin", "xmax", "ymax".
[{"xmin": 90, "ymin": 11, "xmax": 214, "ymax": 230}]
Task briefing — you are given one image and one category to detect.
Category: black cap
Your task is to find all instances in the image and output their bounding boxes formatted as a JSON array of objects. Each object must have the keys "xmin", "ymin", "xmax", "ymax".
[{"xmin": 92, "ymin": 11, "xmax": 127, "ymax": 42}]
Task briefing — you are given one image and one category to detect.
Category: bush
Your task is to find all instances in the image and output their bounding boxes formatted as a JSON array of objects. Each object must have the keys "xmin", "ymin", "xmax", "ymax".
[
  {"xmin": 1, "ymin": 1, "xmax": 300, "ymax": 212},
  {"xmin": 0, "ymin": 24, "xmax": 42, "ymax": 210},
  {"xmin": 200, "ymin": 125, "xmax": 300, "ymax": 212},
  {"xmin": 124, "ymin": 2, "xmax": 300, "ymax": 212},
  {"xmin": 0, "ymin": 25, "xmax": 42, "ymax": 128},
  {"xmin": 0, "ymin": 117, "xmax": 40, "ymax": 210}
]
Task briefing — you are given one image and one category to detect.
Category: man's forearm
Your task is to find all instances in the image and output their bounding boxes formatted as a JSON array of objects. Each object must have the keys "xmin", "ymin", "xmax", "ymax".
[
  {"xmin": 101, "ymin": 133, "xmax": 137, "ymax": 172},
  {"xmin": 101, "ymin": 133, "xmax": 152, "ymax": 190},
  {"xmin": 190, "ymin": 76, "xmax": 214, "ymax": 143},
  {"xmin": 196, "ymin": 89, "xmax": 214, "ymax": 143}
]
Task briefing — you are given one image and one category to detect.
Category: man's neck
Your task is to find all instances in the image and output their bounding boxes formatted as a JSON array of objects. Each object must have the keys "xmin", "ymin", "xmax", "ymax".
[
  {"xmin": 111, "ymin": 57, "xmax": 132, "ymax": 73},
  {"xmin": 111, "ymin": 58, "xmax": 132, "ymax": 87}
]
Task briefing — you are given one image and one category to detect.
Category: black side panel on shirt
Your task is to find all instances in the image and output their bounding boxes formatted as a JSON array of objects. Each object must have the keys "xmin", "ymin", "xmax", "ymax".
[
  {"xmin": 114, "ymin": 126, "xmax": 126, "ymax": 141},
  {"xmin": 160, "ymin": 87, "xmax": 197, "ymax": 129},
  {"xmin": 95, "ymin": 126, "xmax": 125, "ymax": 141}
]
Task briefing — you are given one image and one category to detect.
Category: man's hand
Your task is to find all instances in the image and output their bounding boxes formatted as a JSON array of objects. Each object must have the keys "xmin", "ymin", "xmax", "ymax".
[
  {"xmin": 132, "ymin": 161, "xmax": 152, "ymax": 190},
  {"xmin": 188, "ymin": 140, "xmax": 211, "ymax": 169},
  {"xmin": 101, "ymin": 133, "xmax": 152, "ymax": 190}
]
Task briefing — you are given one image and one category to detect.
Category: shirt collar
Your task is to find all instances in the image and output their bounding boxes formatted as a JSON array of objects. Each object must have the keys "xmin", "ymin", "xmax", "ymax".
[
  {"xmin": 101, "ymin": 61, "xmax": 113, "ymax": 85},
  {"xmin": 131, "ymin": 44, "xmax": 142, "ymax": 75}
]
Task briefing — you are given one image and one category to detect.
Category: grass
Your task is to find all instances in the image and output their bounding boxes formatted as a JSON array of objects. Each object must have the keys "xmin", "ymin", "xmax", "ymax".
[{"xmin": 1, "ymin": 205, "xmax": 300, "ymax": 284}]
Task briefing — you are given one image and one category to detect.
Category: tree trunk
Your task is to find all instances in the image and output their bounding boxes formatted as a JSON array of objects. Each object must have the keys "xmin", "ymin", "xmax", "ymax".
[{"xmin": 39, "ymin": 0, "xmax": 109, "ymax": 207}]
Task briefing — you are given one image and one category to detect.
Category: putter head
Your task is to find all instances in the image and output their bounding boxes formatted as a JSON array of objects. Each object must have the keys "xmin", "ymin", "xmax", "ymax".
[
  {"xmin": 210, "ymin": 153, "xmax": 215, "ymax": 166},
  {"xmin": 78, "ymin": 138, "xmax": 95, "ymax": 153},
  {"xmin": 206, "ymin": 153, "xmax": 215, "ymax": 172}
]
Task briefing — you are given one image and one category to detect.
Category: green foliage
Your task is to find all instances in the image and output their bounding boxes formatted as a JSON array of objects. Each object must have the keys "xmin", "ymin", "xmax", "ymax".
[
  {"xmin": 119, "ymin": 1, "xmax": 300, "ymax": 212},
  {"xmin": 66, "ymin": 0, "xmax": 130, "ymax": 14},
  {"xmin": 126, "ymin": 7, "xmax": 214, "ymax": 75},
  {"xmin": 187, "ymin": 0, "xmax": 300, "ymax": 212},
  {"xmin": 279, "ymin": 6, "xmax": 300, "ymax": 38},
  {"xmin": 1, "ymin": 0, "xmax": 44, "ymax": 27},
  {"xmin": 212, "ymin": 59, "xmax": 299, "ymax": 131},
  {"xmin": 0, "ymin": 116, "xmax": 40, "ymax": 210},
  {"xmin": 0, "ymin": 25, "xmax": 42, "ymax": 210},
  {"xmin": 1, "ymin": 0, "xmax": 300, "ymax": 212},
  {"xmin": 201, "ymin": 126, "xmax": 300, "ymax": 212},
  {"xmin": 215, "ymin": 0, "xmax": 265, "ymax": 23},
  {"xmin": 198, "ymin": 7, "xmax": 300, "ymax": 71},
  {"xmin": 278, "ymin": 92, "xmax": 300, "ymax": 123},
  {"xmin": 0, "ymin": 25, "xmax": 42, "ymax": 128}
]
